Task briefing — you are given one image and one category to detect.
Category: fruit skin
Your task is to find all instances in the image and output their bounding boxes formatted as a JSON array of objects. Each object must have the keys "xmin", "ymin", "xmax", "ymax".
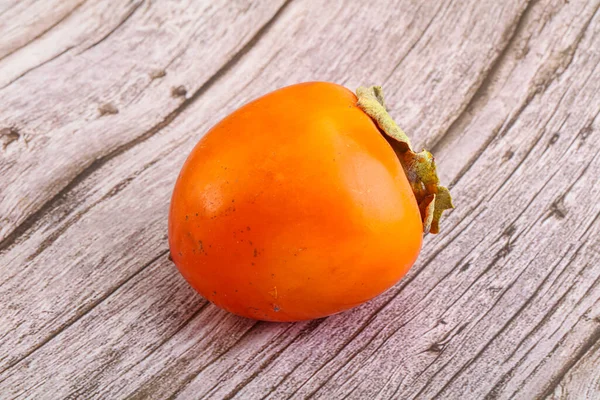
[{"xmin": 168, "ymin": 82, "xmax": 423, "ymax": 322}]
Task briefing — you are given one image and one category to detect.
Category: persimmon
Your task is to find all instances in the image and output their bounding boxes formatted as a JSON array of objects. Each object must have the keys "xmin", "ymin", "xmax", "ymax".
[{"xmin": 168, "ymin": 82, "xmax": 453, "ymax": 321}]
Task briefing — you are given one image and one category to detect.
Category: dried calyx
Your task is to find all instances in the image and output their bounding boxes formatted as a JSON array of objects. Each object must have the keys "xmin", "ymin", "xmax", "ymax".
[{"xmin": 356, "ymin": 86, "xmax": 454, "ymax": 234}]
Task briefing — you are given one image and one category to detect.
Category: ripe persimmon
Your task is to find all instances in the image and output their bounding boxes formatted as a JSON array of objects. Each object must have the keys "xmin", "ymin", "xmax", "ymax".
[{"xmin": 168, "ymin": 82, "xmax": 452, "ymax": 321}]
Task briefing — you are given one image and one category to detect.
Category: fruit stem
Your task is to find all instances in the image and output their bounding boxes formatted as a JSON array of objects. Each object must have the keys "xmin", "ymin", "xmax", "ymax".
[{"xmin": 356, "ymin": 86, "xmax": 454, "ymax": 234}]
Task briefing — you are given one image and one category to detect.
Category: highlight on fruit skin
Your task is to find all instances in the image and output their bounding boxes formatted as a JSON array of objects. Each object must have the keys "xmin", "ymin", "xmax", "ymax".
[{"xmin": 168, "ymin": 82, "xmax": 454, "ymax": 322}]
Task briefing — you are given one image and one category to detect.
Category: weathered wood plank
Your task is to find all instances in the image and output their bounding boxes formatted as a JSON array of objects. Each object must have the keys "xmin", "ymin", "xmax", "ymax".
[
  {"xmin": 547, "ymin": 340, "xmax": 600, "ymax": 399},
  {"xmin": 0, "ymin": 0, "xmax": 142, "ymax": 89},
  {"xmin": 0, "ymin": 1, "xmax": 21, "ymax": 17},
  {"xmin": 0, "ymin": 0, "xmax": 291, "ymax": 367},
  {"xmin": 1, "ymin": 0, "xmax": 599, "ymax": 398},
  {"xmin": 0, "ymin": 0, "xmax": 288, "ymax": 243},
  {"xmin": 0, "ymin": 0, "xmax": 527, "ymax": 377},
  {"xmin": 0, "ymin": 0, "xmax": 82, "ymax": 61}
]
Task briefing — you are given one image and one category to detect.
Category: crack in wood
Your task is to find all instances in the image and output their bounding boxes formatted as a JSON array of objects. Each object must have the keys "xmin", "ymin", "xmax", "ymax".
[
  {"xmin": 0, "ymin": 0, "xmax": 293, "ymax": 254},
  {"xmin": 1, "ymin": 0, "xmax": 599, "ymax": 397},
  {"xmin": 382, "ymin": 0, "xmax": 448, "ymax": 85},
  {"xmin": 80, "ymin": 0, "xmax": 144, "ymax": 52},
  {"xmin": 422, "ymin": 246, "xmax": 568, "ymax": 398},
  {"xmin": 524, "ymin": 322, "xmax": 600, "ymax": 399},
  {"xmin": 429, "ymin": 0, "xmax": 536, "ymax": 154},
  {"xmin": 0, "ymin": 249, "xmax": 168, "ymax": 378},
  {"xmin": 0, "ymin": 45, "xmax": 74, "ymax": 90},
  {"xmin": 0, "ymin": 0, "xmax": 86, "ymax": 63},
  {"xmin": 220, "ymin": 322, "xmax": 321, "ymax": 400},
  {"xmin": 98, "ymin": 299, "xmax": 210, "ymax": 394}
]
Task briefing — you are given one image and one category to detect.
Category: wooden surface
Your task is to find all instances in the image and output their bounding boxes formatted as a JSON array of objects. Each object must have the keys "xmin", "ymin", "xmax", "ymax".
[{"xmin": 1, "ymin": 0, "xmax": 599, "ymax": 398}]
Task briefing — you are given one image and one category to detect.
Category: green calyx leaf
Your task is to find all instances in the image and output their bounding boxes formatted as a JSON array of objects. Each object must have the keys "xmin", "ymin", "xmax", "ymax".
[{"xmin": 356, "ymin": 86, "xmax": 454, "ymax": 234}]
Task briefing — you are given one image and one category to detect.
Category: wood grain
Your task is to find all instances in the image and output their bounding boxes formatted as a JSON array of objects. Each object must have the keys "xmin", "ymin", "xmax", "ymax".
[
  {"xmin": 1, "ymin": 0, "xmax": 599, "ymax": 398},
  {"xmin": 0, "ymin": 0, "xmax": 289, "ymax": 243},
  {"xmin": 548, "ymin": 338, "xmax": 600, "ymax": 399}
]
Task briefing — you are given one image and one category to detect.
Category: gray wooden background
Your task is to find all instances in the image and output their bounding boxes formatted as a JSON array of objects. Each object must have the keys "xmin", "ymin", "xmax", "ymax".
[{"xmin": 1, "ymin": 0, "xmax": 599, "ymax": 398}]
